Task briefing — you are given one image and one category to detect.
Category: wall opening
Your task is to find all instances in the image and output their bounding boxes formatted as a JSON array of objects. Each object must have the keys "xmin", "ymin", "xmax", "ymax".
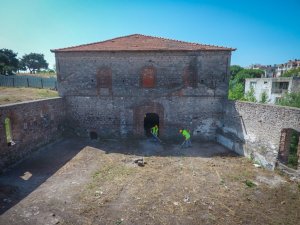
[
  {"xmin": 144, "ymin": 113, "xmax": 159, "ymax": 137},
  {"xmin": 89, "ymin": 131, "xmax": 98, "ymax": 140},
  {"xmin": 183, "ymin": 60, "xmax": 198, "ymax": 88},
  {"xmin": 278, "ymin": 128, "xmax": 299, "ymax": 169},
  {"xmin": 4, "ymin": 117, "xmax": 13, "ymax": 146},
  {"xmin": 96, "ymin": 67, "xmax": 112, "ymax": 95},
  {"xmin": 141, "ymin": 66, "xmax": 156, "ymax": 88}
]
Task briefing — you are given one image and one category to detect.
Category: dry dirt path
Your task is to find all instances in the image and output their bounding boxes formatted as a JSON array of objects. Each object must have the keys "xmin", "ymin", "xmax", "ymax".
[{"xmin": 0, "ymin": 138, "xmax": 299, "ymax": 225}]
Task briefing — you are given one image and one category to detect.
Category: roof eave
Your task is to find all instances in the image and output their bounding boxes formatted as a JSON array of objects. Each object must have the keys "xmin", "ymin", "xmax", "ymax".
[{"xmin": 51, "ymin": 48, "xmax": 236, "ymax": 53}]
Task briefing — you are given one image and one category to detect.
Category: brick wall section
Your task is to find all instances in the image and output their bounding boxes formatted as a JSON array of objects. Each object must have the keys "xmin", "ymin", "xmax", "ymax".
[
  {"xmin": 217, "ymin": 101, "xmax": 300, "ymax": 170},
  {"xmin": 0, "ymin": 98, "xmax": 66, "ymax": 172},
  {"xmin": 278, "ymin": 129, "xmax": 293, "ymax": 164}
]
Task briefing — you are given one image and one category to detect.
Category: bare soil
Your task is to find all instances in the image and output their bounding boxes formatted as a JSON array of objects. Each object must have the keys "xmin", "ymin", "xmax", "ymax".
[
  {"xmin": 0, "ymin": 138, "xmax": 299, "ymax": 225},
  {"xmin": 0, "ymin": 87, "xmax": 58, "ymax": 105}
]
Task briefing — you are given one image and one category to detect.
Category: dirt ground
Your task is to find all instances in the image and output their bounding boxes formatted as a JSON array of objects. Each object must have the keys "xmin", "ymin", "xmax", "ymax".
[
  {"xmin": 0, "ymin": 87, "xmax": 58, "ymax": 105},
  {"xmin": 0, "ymin": 138, "xmax": 299, "ymax": 225}
]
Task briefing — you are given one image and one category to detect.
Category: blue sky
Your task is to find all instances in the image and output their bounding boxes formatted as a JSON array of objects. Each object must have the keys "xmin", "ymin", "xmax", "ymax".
[{"xmin": 0, "ymin": 0, "xmax": 299, "ymax": 68}]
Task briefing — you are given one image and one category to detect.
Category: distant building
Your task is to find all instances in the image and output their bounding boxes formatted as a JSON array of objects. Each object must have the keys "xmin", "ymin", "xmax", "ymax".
[
  {"xmin": 245, "ymin": 77, "xmax": 300, "ymax": 103},
  {"xmin": 275, "ymin": 59, "xmax": 300, "ymax": 77},
  {"xmin": 249, "ymin": 64, "xmax": 275, "ymax": 78},
  {"xmin": 249, "ymin": 59, "xmax": 300, "ymax": 78}
]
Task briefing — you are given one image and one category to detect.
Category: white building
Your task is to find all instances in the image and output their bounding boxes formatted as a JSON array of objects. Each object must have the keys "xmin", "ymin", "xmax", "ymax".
[{"xmin": 245, "ymin": 77, "xmax": 300, "ymax": 104}]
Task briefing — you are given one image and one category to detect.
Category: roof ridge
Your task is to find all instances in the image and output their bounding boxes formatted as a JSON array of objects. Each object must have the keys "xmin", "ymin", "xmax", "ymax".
[
  {"xmin": 51, "ymin": 34, "xmax": 236, "ymax": 52},
  {"xmin": 50, "ymin": 34, "xmax": 139, "ymax": 52},
  {"xmin": 135, "ymin": 34, "xmax": 233, "ymax": 50}
]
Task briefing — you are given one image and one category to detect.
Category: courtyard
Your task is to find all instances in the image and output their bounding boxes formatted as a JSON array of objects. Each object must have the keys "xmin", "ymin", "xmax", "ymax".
[{"xmin": 0, "ymin": 138, "xmax": 299, "ymax": 225}]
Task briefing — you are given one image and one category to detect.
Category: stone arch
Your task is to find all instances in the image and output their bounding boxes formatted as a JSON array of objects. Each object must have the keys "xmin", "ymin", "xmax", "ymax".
[
  {"xmin": 96, "ymin": 67, "xmax": 112, "ymax": 95},
  {"xmin": 140, "ymin": 66, "xmax": 156, "ymax": 88},
  {"xmin": 133, "ymin": 102, "xmax": 164, "ymax": 136}
]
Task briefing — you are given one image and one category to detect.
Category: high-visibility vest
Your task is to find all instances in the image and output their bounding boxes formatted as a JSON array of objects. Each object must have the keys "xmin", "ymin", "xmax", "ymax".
[
  {"xmin": 151, "ymin": 126, "xmax": 158, "ymax": 135},
  {"xmin": 182, "ymin": 129, "xmax": 190, "ymax": 140}
]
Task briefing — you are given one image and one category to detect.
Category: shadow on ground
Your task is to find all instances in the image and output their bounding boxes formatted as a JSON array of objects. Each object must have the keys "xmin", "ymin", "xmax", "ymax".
[{"xmin": 0, "ymin": 137, "xmax": 238, "ymax": 216}]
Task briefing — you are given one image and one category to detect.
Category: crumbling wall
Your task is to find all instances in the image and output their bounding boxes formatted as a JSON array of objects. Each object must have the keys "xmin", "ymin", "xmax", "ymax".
[
  {"xmin": 217, "ymin": 101, "xmax": 300, "ymax": 170},
  {"xmin": 0, "ymin": 98, "xmax": 66, "ymax": 172}
]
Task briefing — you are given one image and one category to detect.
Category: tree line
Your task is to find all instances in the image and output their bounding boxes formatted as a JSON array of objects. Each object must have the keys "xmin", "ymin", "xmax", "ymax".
[{"xmin": 0, "ymin": 48, "xmax": 52, "ymax": 75}]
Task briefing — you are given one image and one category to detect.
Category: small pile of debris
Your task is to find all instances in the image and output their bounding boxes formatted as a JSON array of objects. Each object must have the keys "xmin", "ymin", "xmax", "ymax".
[{"xmin": 133, "ymin": 158, "xmax": 147, "ymax": 167}]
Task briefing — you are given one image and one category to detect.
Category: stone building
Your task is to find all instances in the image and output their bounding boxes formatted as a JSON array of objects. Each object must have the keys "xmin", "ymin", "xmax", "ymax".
[
  {"xmin": 1, "ymin": 34, "xmax": 299, "ymax": 173},
  {"xmin": 51, "ymin": 34, "xmax": 235, "ymax": 139}
]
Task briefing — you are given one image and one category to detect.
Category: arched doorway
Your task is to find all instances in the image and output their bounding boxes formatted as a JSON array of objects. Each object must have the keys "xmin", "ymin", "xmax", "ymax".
[
  {"xmin": 144, "ymin": 113, "xmax": 159, "ymax": 136},
  {"xmin": 133, "ymin": 102, "xmax": 164, "ymax": 137}
]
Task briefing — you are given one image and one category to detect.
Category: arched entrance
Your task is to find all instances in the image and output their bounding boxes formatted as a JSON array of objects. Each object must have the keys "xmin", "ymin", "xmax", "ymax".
[
  {"xmin": 133, "ymin": 102, "xmax": 164, "ymax": 137},
  {"xmin": 144, "ymin": 113, "xmax": 159, "ymax": 136}
]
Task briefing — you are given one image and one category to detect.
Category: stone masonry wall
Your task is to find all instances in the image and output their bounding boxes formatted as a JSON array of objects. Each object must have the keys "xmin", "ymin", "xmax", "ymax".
[
  {"xmin": 217, "ymin": 100, "xmax": 300, "ymax": 170},
  {"xmin": 0, "ymin": 98, "xmax": 66, "ymax": 172},
  {"xmin": 56, "ymin": 51, "xmax": 231, "ymax": 139},
  {"xmin": 65, "ymin": 96, "xmax": 224, "ymax": 139},
  {"xmin": 55, "ymin": 51, "xmax": 231, "ymax": 97}
]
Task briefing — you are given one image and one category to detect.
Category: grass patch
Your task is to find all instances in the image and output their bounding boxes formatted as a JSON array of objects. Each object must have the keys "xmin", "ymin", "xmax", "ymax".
[
  {"xmin": 36, "ymin": 89, "xmax": 59, "ymax": 98},
  {"xmin": 86, "ymin": 164, "xmax": 135, "ymax": 192},
  {"xmin": 244, "ymin": 180, "xmax": 256, "ymax": 188},
  {"xmin": 92, "ymin": 164, "xmax": 134, "ymax": 182},
  {"xmin": 0, "ymin": 87, "xmax": 58, "ymax": 105}
]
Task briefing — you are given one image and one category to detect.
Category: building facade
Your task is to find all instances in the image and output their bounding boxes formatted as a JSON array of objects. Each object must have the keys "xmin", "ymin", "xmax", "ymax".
[
  {"xmin": 245, "ymin": 77, "xmax": 300, "ymax": 103},
  {"xmin": 51, "ymin": 34, "xmax": 235, "ymax": 139}
]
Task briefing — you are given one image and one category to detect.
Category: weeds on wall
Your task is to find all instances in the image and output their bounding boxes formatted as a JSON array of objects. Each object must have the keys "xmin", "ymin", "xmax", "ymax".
[
  {"xmin": 260, "ymin": 91, "xmax": 268, "ymax": 103},
  {"xmin": 276, "ymin": 92, "xmax": 300, "ymax": 108},
  {"xmin": 244, "ymin": 87, "xmax": 257, "ymax": 102}
]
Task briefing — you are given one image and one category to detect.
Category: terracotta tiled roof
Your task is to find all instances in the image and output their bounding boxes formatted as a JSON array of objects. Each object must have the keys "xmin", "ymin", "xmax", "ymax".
[{"xmin": 51, "ymin": 34, "xmax": 236, "ymax": 52}]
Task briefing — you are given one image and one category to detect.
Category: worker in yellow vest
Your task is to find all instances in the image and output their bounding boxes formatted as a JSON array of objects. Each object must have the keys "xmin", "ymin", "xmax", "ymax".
[
  {"xmin": 179, "ymin": 129, "xmax": 192, "ymax": 148},
  {"xmin": 151, "ymin": 125, "xmax": 160, "ymax": 142}
]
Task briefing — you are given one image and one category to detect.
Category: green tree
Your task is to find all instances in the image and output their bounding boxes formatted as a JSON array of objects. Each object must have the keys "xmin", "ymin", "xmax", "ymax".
[
  {"xmin": 228, "ymin": 83, "xmax": 244, "ymax": 100},
  {"xmin": 232, "ymin": 69, "xmax": 264, "ymax": 86},
  {"xmin": 0, "ymin": 49, "xmax": 19, "ymax": 75},
  {"xmin": 281, "ymin": 67, "xmax": 300, "ymax": 77},
  {"xmin": 230, "ymin": 65, "xmax": 243, "ymax": 80},
  {"xmin": 228, "ymin": 68, "xmax": 264, "ymax": 101},
  {"xmin": 20, "ymin": 53, "xmax": 48, "ymax": 73},
  {"xmin": 260, "ymin": 91, "xmax": 268, "ymax": 103},
  {"xmin": 276, "ymin": 92, "xmax": 300, "ymax": 108},
  {"xmin": 244, "ymin": 86, "xmax": 257, "ymax": 102}
]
